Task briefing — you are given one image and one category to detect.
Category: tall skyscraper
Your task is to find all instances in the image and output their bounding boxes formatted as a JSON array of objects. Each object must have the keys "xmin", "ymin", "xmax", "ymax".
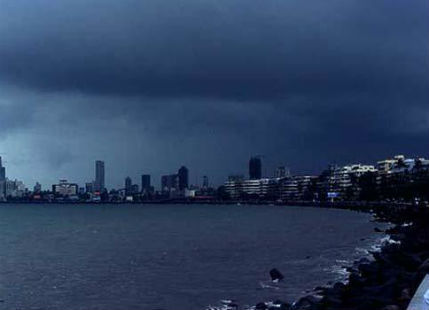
[
  {"xmin": 125, "ymin": 176, "xmax": 132, "ymax": 195},
  {"xmin": 95, "ymin": 160, "xmax": 105, "ymax": 192},
  {"xmin": 0, "ymin": 156, "xmax": 5, "ymax": 181},
  {"xmin": 0, "ymin": 156, "xmax": 6, "ymax": 198},
  {"xmin": 249, "ymin": 157, "xmax": 262, "ymax": 180},
  {"xmin": 178, "ymin": 166, "xmax": 189, "ymax": 190},
  {"xmin": 141, "ymin": 174, "xmax": 151, "ymax": 193}
]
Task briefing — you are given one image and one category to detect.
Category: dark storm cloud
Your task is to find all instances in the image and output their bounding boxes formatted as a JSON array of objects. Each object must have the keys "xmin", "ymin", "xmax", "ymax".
[
  {"xmin": 0, "ymin": 0, "xmax": 428, "ymax": 188},
  {"xmin": 0, "ymin": 89, "xmax": 37, "ymax": 135},
  {"xmin": 0, "ymin": 0, "xmax": 427, "ymax": 100}
]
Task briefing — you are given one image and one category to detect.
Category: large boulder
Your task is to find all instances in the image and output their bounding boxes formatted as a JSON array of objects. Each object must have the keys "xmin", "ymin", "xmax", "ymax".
[
  {"xmin": 358, "ymin": 262, "xmax": 380, "ymax": 278},
  {"xmin": 269, "ymin": 268, "xmax": 284, "ymax": 282},
  {"xmin": 255, "ymin": 302, "xmax": 268, "ymax": 310},
  {"xmin": 291, "ymin": 295, "xmax": 322, "ymax": 310}
]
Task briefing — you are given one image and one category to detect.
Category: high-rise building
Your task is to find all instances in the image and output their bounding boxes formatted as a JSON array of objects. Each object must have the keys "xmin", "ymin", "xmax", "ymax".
[
  {"xmin": 95, "ymin": 160, "xmax": 105, "ymax": 192},
  {"xmin": 125, "ymin": 176, "xmax": 132, "ymax": 195},
  {"xmin": 0, "ymin": 156, "xmax": 5, "ymax": 181},
  {"xmin": 249, "ymin": 157, "xmax": 262, "ymax": 180},
  {"xmin": 0, "ymin": 156, "xmax": 6, "ymax": 199},
  {"xmin": 178, "ymin": 166, "xmax": 189, "ymax": 190},
  {"xmin": 161, "ymin": 174, "xmax": 179, "ymax": 192},
  {"xmin": 203, "ymin": 175, "xmax": 209, "ymax": 188},
  {"xmin": 141, "ymin": 174, "xmax": 151, "ymax": 193}
]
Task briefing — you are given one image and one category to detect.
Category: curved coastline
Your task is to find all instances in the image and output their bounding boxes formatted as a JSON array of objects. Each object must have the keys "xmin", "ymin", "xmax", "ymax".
[{"xmin": 250, "ymin": 203, "xmax": 429, "ymax": 310}]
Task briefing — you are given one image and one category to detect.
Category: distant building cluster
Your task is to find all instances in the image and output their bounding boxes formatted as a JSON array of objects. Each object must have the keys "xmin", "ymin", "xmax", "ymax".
[
  {"xmin": 0, "ymin": 154, "xmax": 428, "ymax": 203},
  {"xmin": 0, "ymin": 157, "xmax": 27, "ymax": 200},
  {"xmin": 161, "ymin": 166, "xmax": 190, "ymax": 197},
  {"xmin": 223, "ymin": 155, "xmax": 429, "ymax": 203},
  {"xmin": 0, "ymin": 158, "xmax": 215, "ymax": 203}
]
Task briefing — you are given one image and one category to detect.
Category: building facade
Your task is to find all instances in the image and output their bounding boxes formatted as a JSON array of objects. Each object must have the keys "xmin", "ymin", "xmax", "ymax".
[
  {"xmin": 0, "ymin": 156, "xmax": 5, "ymax": 199},
  {"xmin": 161, "ymin": 174, "xmax": 179, "ymax": 193},
  {"xmin": 141, "ymin": 174, "xmax": 151, "ymax": 193},
  {"xmin": 52, "ymin": 180, "xmax": 78, "ymax": 197},
  {"xmin": 95, "ymin": 160, "xmax": 105, "ymax": 192},
  {"xmin": 249, "ymin": 157, "xmax": 262, "ymax": 180},
  {"xmin": 125, "ymin": 176, "xmax": 132, "ymax": 195},
  {"xmin": 178, "ymin": 166, "xmax": 189, "ymax": 190}
]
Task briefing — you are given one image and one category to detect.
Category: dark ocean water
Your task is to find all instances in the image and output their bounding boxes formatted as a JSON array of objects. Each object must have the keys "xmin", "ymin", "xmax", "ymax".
[{"xmin": 0, "ymin": 204, "xmax": 385, "ymax": 310}]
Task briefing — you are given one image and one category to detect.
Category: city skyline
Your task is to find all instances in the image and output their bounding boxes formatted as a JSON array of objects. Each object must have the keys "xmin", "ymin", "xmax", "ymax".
[
  {"xmin": 1, "ymin": 153, "xmax": 428, "ymax": 204},
  {"xmin": 1, "ymin": 153, "xmax": 428, "ymax": 195},
  {"xmin": 0, "ymin": 0, "xmax": 428, "ymax": 189}
]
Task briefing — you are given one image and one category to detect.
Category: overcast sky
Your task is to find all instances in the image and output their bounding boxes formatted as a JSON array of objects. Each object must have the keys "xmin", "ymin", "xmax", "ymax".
[{"xmin": 0, "ymin": 0, "xmax": 428, "ymax": 189}]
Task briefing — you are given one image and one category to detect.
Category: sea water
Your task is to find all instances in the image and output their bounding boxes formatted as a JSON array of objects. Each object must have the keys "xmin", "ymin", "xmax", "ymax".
[{"xmin": 0, "ymin": 204, "xmax": 386, "ymax": 309}]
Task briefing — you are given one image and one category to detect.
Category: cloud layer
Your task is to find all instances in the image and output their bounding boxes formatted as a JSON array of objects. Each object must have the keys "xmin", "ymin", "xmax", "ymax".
[{"xmin": 0, "ymin": 0, "xmax": 428, "ymax": 188}]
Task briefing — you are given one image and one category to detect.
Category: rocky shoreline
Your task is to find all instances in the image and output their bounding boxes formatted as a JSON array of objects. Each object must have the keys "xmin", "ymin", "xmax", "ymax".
[{"xmin": 248, "ymin": 203, "xmax": 429, "ymax": 310}]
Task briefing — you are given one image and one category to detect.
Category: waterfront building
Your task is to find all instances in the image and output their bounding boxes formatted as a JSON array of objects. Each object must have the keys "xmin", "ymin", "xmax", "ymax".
[
  {"xmin": 131, "ymin": 184, "xmax": 139, "ymax": 194},
  {"xmin": 337, "ymin": 164, "xmax": 376, "ymax": 195},
  {"xmin": 257, "ymin": 178, "xmax": 280, "ymax": 199},
  {"xmin": 161, "ymin": 174, "xmax": 179, "ymax": 193},
  {"xmin": 375, "ymin": 155, "xmax": 420, "ymax": 180},
  {"xmin": 125, "ymin": 176, "xmax": 132, "ymax": 195},
  {"xmin": 0, "ymin": 156, "xmax": 5, "ymax": 181},
  {"xmin": 375, "ymin": 155, "xmax": 429, "ymax": 200},
  {"xmin": 85, "ymin": 182, "xmax": 94, "ymax": 193},
  {"xmin": 141, "ymin": 174, "xmax": 151, "ymax": 193},
  {"xmin": 249, "ymin": 157, "xmax": 262, "ymax": 180},
  {"xmin": 224, "ymin": 177, "xmax": 280, "ymax": 200},
  {"xmin": 278, "ymin": 176, "xmax": 317, "ymax": 201},
  {"xmin": 377, "ymin": 157, "xmax": 399, "ymax": 175},
  {"xmin": 52, "ymin": 180, "xmax": 78, "ymax": 197},
  {"xmin": 279, "ymin": 177, "xmax": 298, "ymax": 200},
  {"xmin": 296, "ymin": 176, "xmax": 317, "ymax": 200},
  {"xmin": 241, "ymin": 179, "xmax": 262, "ymax": 196},
  {"xmin": 316, "ymin": 165, "xmax": 341, "ymax": 199},
  {"xmin": 414, "ymin": 158, "xmax": 429, "ymax": 172},
  {"xmin": 318, "ymin": 164, "xmax": 376, "ymax": 200},
  {"xmin": 33, "ymin": 182, "xmax": 42, "ymax": 193},
  {"xmin": 224, "ymin": 176, "xmax": 244, "ymax": 199},
  {"xmin": 178, "ymin": 166, "xmax": 189, "ymax": 190},
  {"xmin": 184, "ymin": 189, "xmax": 196, "ymax": 198},
  {"xmin": 0, "ymin": 156, "xmax": 6, "ymax": 199},
  {"xmin": 376, "ymin": 155, "xmax": 410, "ymax": 198},
  {"xmin": 94, "ymin": 160, "xmax": 105, "ymax": 192},
  {"xmin": 5, "ymin": 179, "xmax": 26, "ymax": 198}
]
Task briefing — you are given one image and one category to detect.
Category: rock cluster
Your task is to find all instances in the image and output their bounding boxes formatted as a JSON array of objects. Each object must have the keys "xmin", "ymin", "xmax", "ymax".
[
  {"xmin": 273, "ymin": 204, "xmax": 429, "ymax": 310},
  {"xmin": 208, "ymin": 203, "xmax": 429, "ymax": 310}
]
